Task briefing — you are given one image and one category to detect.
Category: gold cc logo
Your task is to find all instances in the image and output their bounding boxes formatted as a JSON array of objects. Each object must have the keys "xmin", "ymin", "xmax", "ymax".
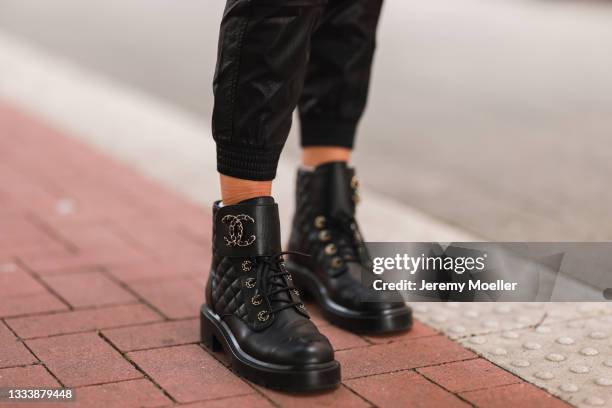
[{"xmin": 221, "ymin": 214, "xmax": 256, "ymax": 247}]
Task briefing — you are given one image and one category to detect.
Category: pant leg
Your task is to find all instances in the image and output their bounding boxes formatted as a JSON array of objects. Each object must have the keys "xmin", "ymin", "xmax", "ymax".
[
  {"xmin": 299, "ymin": 0, "xmax": 383, "ymax": 149},
  {"xmin": 212, "ymin": 0, "xmax": 327, "ymax": 181}
]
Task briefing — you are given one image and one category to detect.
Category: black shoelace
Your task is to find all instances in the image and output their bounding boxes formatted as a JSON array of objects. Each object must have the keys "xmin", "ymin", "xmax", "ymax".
[{"xmin": 253, "ymin": 251, "xmax": 308, "ymax": 315}]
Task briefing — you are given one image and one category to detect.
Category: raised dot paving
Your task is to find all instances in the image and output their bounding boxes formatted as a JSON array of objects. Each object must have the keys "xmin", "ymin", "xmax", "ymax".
[
  {"xmin": 416, "ymin": 303, "xmax": 612, "ymax": 407},
  {"xmin": 458, "ymin": 316, "xmax": 612, "ymax": 408}
]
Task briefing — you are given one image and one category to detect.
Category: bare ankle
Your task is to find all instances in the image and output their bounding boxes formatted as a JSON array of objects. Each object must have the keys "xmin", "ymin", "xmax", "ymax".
[
  {"xmin": 302, "ymin": 146, "xmax": 351, "ymax": 168},
  {"xmin": 219, "ymin": 174, "xmax": 273, "ymax": 205}
]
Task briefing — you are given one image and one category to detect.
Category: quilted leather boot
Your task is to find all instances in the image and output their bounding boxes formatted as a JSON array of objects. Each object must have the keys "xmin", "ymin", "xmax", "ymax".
[
  {"xmin": 287, "ymin": 162, "xmax": 412, "ymax": 333},
  {"xmin": 201, "ymin": 196, "xmax": 340, "ymax": 391}
]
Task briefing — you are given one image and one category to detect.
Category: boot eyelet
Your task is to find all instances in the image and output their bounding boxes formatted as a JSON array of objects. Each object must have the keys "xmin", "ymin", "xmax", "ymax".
[
  {"xmin": 314, "ymin": 215, "xmax": 326, "ymax": 229},
  {"xmin": 257, "ymin": 310, "xmax": 269, "ymax": 322},
  {"xmin": 331, "ymin": 257, "xmax": 343, "ymax": 268},
  {"xmin": 242, "ymin": 260, "xmax": 252, "ymax": 272},
  {"xmin": 325, "ymin": 243, "xmax": 337, "ymax": 255},
  {"xmin": 298, "ymin": 303, "xmax": 306, "ymax": 310},
  {"xmin": 245, "ymin": 278, "xmax": 256, "ymax": 289},
  {"xmin": 352, "ymin": 193, "xmax": 360, "ymax": 204},
  {"xmin": 286, "ymin": 274, "xmax": 292, "ymax": 281},
  {"xmin": 251, "ymin": 294, "xmax": 262, "ymax": 306},
  {"xmin": 351, "ymin": 176, "xmax": 359, "ymax": 189},
  {"xmin": 319, "ymin": 230, "xmax": 331, "ymax": 242},
  {"xmin": 292, "ymin": 289, "xmax": 299, "ymax": 297}
]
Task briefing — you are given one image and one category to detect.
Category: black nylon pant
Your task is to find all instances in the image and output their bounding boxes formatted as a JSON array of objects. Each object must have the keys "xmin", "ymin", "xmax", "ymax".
[{"xmin": 212, "ymin": 0, "xmax": 383, "ymax": 181}]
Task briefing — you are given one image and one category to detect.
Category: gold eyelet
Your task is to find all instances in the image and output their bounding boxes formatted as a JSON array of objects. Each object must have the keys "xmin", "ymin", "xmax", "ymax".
[
  {"xmin": 325, "ymin": 243, "xmax": 337, "ymax": 255},
  {"xmin": 257, "ymin": 310, "xmax": 269, "ymax": 322},
  {"xmin": 331, "ymin": 257, "xmax": 343, "ymax": 268},
  {"xmin": 245, "ymin": 278, "xmax": 256, "ymax": 289},
  {"xmin": 242, "ymin": 260, "xmax": 252, "ymax": 272},
  {"xmin": 351, "ymin": 176, "xmax": 359, "ymax": 189},
  {"xmin": 292, "ymin": 289, "xmax": 299, "ymax": 297},
  {"xmin": 352, "ymin": 193, "xmax": 360, "ymax": 204},
  {"xmin": 319, "ymin": 230, "xmax": 331, "ymax": 242},
  {"xmin": 314, "ymin": 215, "xmax": 326, "ymax": 229},
  {"xmin": 251, "ymin": 294, "xmax": 262, "ymax": 306}
]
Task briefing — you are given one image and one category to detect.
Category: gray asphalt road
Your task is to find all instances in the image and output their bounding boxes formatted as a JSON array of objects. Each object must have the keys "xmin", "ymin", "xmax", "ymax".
[{"xmin": 1, "ymin": 0, "xmax": 611, "ymax": 240}]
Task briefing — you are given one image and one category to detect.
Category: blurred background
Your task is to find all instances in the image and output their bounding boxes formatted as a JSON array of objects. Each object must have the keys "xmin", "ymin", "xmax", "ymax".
[{"xmin": 1, "ymin": 0, "xmax": 611, "ymax": 241}]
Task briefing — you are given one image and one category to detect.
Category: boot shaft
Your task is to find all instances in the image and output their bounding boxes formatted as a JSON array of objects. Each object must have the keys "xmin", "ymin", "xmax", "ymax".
[
  {"xmin": 290, "ymin": 162, "xmax": 360, "ymax": 252},
  {"xmin": 294, "ymin": 161, "xmax": 359, "ymax": 221},
  {"xmin": 207, "ymin": 196, "xmax": 306, "ymax": 330},
  {"xmin": 207, "ymin": 196, "xmax": 282, "ymax": 320},
  {"xmin": 201, "ymin": 196, "xmax": 340, "ymax": 388}
]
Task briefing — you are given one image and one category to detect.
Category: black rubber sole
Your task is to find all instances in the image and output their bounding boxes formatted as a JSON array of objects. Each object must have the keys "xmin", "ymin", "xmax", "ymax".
[
  {"xmin": 286, "ymin": 261, "xmax": 413, "ymax": 334},
  {"xmin": 200, "ymin": 305, "xmax": 341, "ymax": 392}
]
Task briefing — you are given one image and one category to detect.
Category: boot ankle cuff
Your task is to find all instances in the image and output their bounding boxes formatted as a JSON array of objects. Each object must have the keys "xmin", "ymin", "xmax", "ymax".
[{"xmin": 217, "ymin": 143, "xmax": 283, "ymax": 181}]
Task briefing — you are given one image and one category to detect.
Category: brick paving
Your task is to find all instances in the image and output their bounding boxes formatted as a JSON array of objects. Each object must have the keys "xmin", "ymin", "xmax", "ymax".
[{"xmin": 0, "ymin": 102, "xmax": 571, "ymax": 407}]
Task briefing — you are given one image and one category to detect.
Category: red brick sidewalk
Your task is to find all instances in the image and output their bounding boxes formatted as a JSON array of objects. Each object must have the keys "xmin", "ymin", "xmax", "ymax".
[{"xmin": 0, "ymin": 102, "xmax": 570, "ymax": 408}]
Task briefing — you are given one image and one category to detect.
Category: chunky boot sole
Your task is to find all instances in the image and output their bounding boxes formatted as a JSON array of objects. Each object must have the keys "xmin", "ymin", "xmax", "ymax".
[
  {"xmin": 286, "ymin": 261, "xmax": 413, "ymax": 334},
  {"xmin": 200, "ymin": 305, "xmax": 341, "ymax": 392}
]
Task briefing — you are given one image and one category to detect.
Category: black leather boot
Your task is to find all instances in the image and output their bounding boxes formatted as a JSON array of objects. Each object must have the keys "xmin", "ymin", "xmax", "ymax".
[
  {"xmin": 287, "ymin": 162, "xmax": 412, "ymax": 334},
  {"xmin": 201, "ymin": 196, "xmax": 340, "ymax": 391}
]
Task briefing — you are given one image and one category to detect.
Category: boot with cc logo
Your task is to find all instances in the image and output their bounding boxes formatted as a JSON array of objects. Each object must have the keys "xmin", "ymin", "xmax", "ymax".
[
  {"xmin": 287, "ymin": 162, "xmax": 413, "ymax": 333},
  {"xmin": 201, "ymin": 196, "xmax": 340, "ymax": 391}
]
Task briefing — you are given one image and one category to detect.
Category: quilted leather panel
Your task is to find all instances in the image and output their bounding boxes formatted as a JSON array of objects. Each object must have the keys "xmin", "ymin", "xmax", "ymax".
[{"xmin": 211, "ymin": 256, "xmax": 248, "ymax": 320}]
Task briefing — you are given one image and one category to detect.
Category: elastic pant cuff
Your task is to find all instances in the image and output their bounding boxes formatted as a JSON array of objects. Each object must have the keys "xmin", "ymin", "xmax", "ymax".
[
  {"xmin": 217, "ymin": 143, "xmax": 283, "ymax": 181},
  {"xmin": 300, "ymin": 117, "xmax": 356, "ymax": 149}
]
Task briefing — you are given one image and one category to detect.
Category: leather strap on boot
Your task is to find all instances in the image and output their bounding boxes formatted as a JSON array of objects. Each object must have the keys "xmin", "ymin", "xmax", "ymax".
[{"xmin": 214, "ymin": 198, "xmax": 282, "ymax": 258}]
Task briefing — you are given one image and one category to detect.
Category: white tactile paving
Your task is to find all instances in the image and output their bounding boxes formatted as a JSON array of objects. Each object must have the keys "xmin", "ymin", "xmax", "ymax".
[
  {"xmin": 416, "ymin": 304, "xmax": 612, "ymax": 407},
  {"xmin": 1, "ymin": 30, "xmax": 611, "ymax": 407},
  {"xmin": 415, "ymin": 302, "xmax": 547, "ymax": 337}
]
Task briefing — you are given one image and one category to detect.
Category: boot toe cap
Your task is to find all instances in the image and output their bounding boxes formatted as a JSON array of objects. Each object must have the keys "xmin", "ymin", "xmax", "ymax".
[
  {"xmin": 279, "ymin": 334, "xmax": 334, "ymax": 365},
  {"xmin": 338, "ymin": 286, "xmax": 409, "ymax": 312}
]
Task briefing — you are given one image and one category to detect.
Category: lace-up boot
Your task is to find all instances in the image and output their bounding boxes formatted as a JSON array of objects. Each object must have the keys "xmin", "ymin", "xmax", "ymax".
[
  {"xmin": 287, "ymin": 162, "xmax": 412, "ymax": 333},
  {"xmin": 201, "ymin": 196, "xmax": 340, "ymax": 391}
]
